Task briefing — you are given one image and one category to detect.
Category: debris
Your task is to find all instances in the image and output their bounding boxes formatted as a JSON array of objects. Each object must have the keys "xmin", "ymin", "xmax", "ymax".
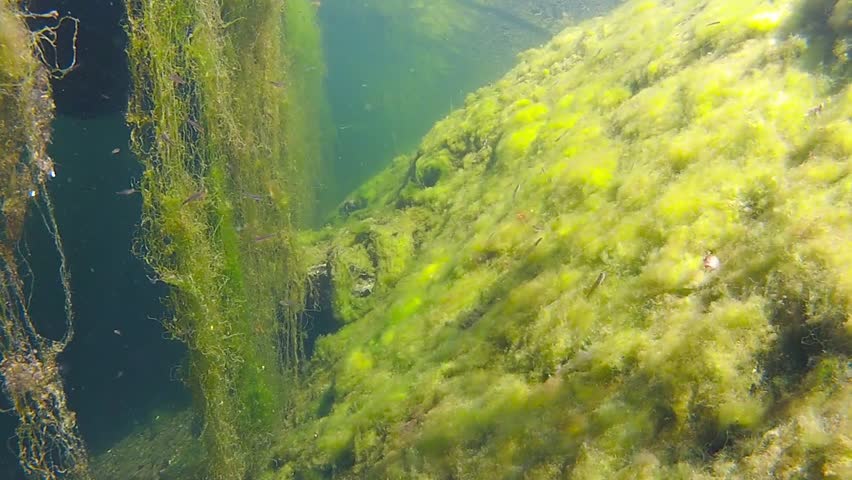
[
  {"xmin": 703, "ymin": 252, "xmax": 720, "ymax": 271},
  {"xmin": 352, "ymin": 272, "xmax": 375, "ymax": 297},
  {"xmin": 35, "ymin": 154, "xmax": 56, "ymax": 180},
  {"xmin": 111, "ymin": 148, "xmax": 121, "ymax": 155},
  {"xmin": 585, "ymin": 271, "xmax": 606, "ymax": 298}
]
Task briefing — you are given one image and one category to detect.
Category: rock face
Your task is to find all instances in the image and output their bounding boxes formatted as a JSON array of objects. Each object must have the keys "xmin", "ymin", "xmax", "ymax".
[{"xmin": 283, "ymin": 0, "xmax": 851, "ymax": 478}]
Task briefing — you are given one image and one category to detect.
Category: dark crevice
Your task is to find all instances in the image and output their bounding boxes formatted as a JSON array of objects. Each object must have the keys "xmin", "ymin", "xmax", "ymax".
[{"xmin": 302, "ymin": 262, "xmax": 343, "ymax": 359}]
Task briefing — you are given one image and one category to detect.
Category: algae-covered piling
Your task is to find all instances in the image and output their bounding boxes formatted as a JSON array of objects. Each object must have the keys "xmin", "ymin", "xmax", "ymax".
[
  {"xmin": 0, "ymin": 2, "xmax": 90, "ymax": 479},
  {"xmin": 125, "ymin": 0, "xmax": 323, "ymax": 477}
]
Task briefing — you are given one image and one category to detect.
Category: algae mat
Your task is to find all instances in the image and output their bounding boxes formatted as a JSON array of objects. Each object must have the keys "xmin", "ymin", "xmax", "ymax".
[{"xmin": 275, "ymin": 0, "xmax": 851, "ymax": 478}]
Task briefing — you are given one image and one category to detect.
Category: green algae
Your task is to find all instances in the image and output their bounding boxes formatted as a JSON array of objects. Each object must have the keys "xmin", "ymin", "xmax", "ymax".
[
  {"xmin": 125, "ymin": 0, "xmax": 325, "ymax": 477},
  {"xmin": 268, "ymin": 0, "xmax": 851, "ymax": 478}
]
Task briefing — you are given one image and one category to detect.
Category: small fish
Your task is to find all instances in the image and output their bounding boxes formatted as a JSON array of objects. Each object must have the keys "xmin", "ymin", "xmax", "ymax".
[
  {"xmin": 113, "ymin": 329, "xmax": 122, "ymax": 336},
  {"xmin": 160, "ymin": 131, "xmax": 172, "ymax": 144},
  {"xmin": 181, "ymin": 190, "xmax": 206, "ymax": 206},
  {"xmin": 584, "ymin": 271, "xmax": 606, "ymax": 298},
  {"xmin": 269, "ymin": 80, "xmax": 285, "ymax": 88},
  {"xmin": 533, "ymin": 237, "xmax": 543, "ymax": 247},
  {"xmin": 242, "ymin": 192, "xmax": 264, "ymax": 201},
  {"xmin": 115, "ymin": 188, "xmax": 139, "ymax": 196},
  {"xmin": 806, "ymin": 103, "xmax": 824, "ymax": 117},
  {"xmin": 111, "ymin": 147, "xmax": 121, "ymax": 155},
  {"xmin": 252, "ymin": 232, "xmax": 279, "ymax": 243},
  {"xmin": 513, "ymin": 183, "xmax": 521, "ymax": 201},
  {"xmin": 187, "ymin": 118, "xmax": 203, "ymax": 132},
  {"xmin": 169, "ymin": 72, "xmax": 186, "ymax": 85},
  {"xmin": 706, "ymin": 21, "xmax": 721, "ymax": 26}
]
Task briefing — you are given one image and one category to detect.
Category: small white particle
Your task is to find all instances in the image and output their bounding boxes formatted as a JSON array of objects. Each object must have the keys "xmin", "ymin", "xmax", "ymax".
[{"xmin": 703, "ymin": 253, "xmax": 721, "ymax": 271}]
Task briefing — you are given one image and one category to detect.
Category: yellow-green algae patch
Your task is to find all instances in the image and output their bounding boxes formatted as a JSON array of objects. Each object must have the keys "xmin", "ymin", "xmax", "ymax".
[{"xmin": 272, "ymin": 0, "xmax": 852, "ymax": 478}]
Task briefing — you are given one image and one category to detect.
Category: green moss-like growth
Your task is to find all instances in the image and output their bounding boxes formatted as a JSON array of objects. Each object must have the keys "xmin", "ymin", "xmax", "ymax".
[
  {"xmin": 271, "ymin": 0, "xmax": 851, "ymax": 478},
  {"xmin": 125, "ymin": 0, "xmax": 324, "ymax": 478}
]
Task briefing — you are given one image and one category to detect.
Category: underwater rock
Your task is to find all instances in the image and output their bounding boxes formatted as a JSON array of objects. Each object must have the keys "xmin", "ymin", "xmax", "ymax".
[
  {"xmin": 351, "ymin": 271, "xmax": 375, "ymax": 298},
  {"xmin": 284, "ymin": 0, "xmax": 851, "ymax": 477},
  {"xmin": 339, "ymin": 197, "xmax": 366, "ymax": 217}
]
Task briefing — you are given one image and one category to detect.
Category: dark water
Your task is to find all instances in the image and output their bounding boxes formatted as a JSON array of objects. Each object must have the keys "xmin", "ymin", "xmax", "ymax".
[
  {"xmin": 0, "ymin": 114, "xmax": 184, "ymax": 476},
  {"xmin": 0, "ymin": 115, "xmax": 190, "ymax": 471},
  {"xmin": 46, "ymin": 115, "xmax": 190, "ymax": 452},
  {"xmin": 1, "ymin": 1, "xmax": 621, "ymax": 477}
]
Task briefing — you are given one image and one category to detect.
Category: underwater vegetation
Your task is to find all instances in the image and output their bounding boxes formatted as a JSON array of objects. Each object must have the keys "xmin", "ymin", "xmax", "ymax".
[
  {"xmin": 0, "ymin": 2, "xmax": 90, "ymax": 479},
  {"xmin": 267, "ymin": 0, "xmax": 851, "ymax": 478},
  {"xmin": 124, "ymin": 0, "xmax": 324, "ymax": 478}
]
